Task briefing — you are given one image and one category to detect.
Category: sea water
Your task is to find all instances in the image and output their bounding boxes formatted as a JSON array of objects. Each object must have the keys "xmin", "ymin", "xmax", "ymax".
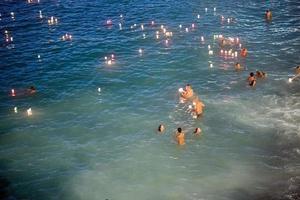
[{"xmin": 0, "ymin": 0, "xmax": 299, "ymax": 199}]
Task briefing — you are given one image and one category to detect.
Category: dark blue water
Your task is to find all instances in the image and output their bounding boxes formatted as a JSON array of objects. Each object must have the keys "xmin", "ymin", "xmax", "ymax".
[{"xmin": 0, "ymin": 0, "xmax": 300, "ymax": 199}]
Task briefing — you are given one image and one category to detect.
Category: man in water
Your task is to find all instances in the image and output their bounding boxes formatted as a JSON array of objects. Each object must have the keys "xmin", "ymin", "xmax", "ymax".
[
  {"xmin": 248, "ymin": 72, "xmax": 256, "ymax": 87},
  {"xmin": 175, "ymin": 127, "xmax": 185, "ymax": 145},
  {"xmin": 192, "ymin": 98, "xmax": 205, "ymax": 118},
  {"xmin": 180, "ymin": 84, "xmax": 194, "ymax": 100},
  {"xmin": 265, "ymin": 10, "xmax": 272, "ymax": 21}
]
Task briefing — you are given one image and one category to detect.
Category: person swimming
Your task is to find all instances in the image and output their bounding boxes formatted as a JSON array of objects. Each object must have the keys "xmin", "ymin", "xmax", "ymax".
[
  {"xmin": 192, "ymin": 98, "xmax": 205, "ymax": 118},
  {"xmin": 27, "ymin": 86, "xmax": 36, "ymax": 94},
  {"xmin": 241, "ymin": 48, "xmax": 248, "ymax": 57},
  {"xmin": 157, "ymin": 124, "xmax": 165, "ymax": 133},
  {"xmin": 295, "ymin": 66, "xmax": 300, "ymax": 75},
  {"xmin": 235, "ymin": 62, "xmax": 243, "ymax": 71},
  {"xmin": 175, "ymin": 127, "xmax": 185, "ymax": 145},
  {"xmin": 180, "ymin": 84, "xmax": 194, "ymax": 100},
  {"xmin": 193, "ymin": 127, "xmax": 202, "ymax": 135},
  {"xmin": 256, "ymin": 70, "xmax": 267, "ymax": 78},
  {"xmin": 265, "ymin": 10, "xmax": 272, "ymax": 21},
  {"xmin": 248, "ymin": 72, "xmax": 256, "ymax": 86}
]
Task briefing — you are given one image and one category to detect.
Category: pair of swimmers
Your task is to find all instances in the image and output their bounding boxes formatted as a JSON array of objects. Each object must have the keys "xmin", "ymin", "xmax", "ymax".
[
  {"xmin": 179, "ymin": 84, "xmax": 205, "ymax": 118},
  {"xmin": 158, "ymin": 125, "xmax": 201, "ymax": 145}
]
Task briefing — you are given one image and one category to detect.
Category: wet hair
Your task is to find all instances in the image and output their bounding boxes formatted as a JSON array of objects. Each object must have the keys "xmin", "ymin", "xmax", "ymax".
[
  {"xmin": 30, "ymin": 86, "xmax": 36, "ymax": 90},
  {"xmin": 250, "ymin": 72, "xmax": 254, "ymax": 77},
  {"xmin": 158, "ymin": 124, "xmax": 164, "ymax": 132},
  {"xmin": 296, "ymin": 66, "xmax": 300, "ymax": 69},
  {"xmin": 177, "ymin": 127, "xmax": 182, "ymax": 133}
]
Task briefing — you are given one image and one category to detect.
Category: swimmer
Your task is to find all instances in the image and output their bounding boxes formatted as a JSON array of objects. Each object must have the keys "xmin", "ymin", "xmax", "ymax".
[
  {"xmin": 295, "ymin": 65, "xmax": 300, "ymax": 75},
  {"xmin": 248, "ymin": 72, "xmax": 256, "ymax": 87},
  {"xmin": 27, "ymin": 86, "xmax": 36, "ymax": 94},
  {"xmin": 193, "ymin": 127, "xmax": 202, "ymax": 135},
  {"xmin": 158, "ymin": 124, "xmax": 165, "ymax": 133},
  {"xmin": 175, "ymin": 127, "xmax": 185, "ymax": 145},
  {"xmin": 192, "ymin": 98, "xmax": 205, "ymax": 118},
  {"xmin": 256, "ymin": 70, "xmax": 267, "ymax": 78},
  {"xmin": 180, "ymin": 84, "xmax": 194, "ymax": 100},
  {"xmin": 241, "ymin": 48, "xmax": 248, "ymax": 57},
  {"xmin": 265, "ymin": 10, "xmax": 272, "ymax": 21},
  {"xmin": 234, "ymin": 62, "xmax": 243, "ymax": 71}
]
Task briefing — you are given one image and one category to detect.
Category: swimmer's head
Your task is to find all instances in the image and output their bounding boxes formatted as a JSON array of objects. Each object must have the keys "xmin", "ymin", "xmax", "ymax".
[
  {"xmin": 177, "ymin": 127, "xmax": 182, "ymax": 133},
  {"xmin": 250, "ymin": 72, "xmax": 254, "ymax": 77},
  {"xmin": 30, "ymin": 86, "xmax": 36, "ymax": 91},
  {"xmin": 194, "ymin": 127, "xmax": 201, "ymax": 134},
  {"xmin": 185, "ymin": 84, "xmax": 191, "ymax": 90},
  {"xmin": 158, "ymin": 124, "xmax": 165, "ymax": 132}
]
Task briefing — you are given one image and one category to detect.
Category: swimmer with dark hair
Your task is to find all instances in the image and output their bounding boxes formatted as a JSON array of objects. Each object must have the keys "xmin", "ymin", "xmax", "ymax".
[
  {"xmin": 193, "ymin": 127, "xmax": 202, "ymax": 135},
  {"xmin": 296, "ymin": 66, "xmax": 300, "ymax": 75},
  {"xmin": 175, "ymin": 127, "xmax": 185, "ymax": 145},
  {"xmin": 248, "ymin": 72, "xmax": 256, "ymax": 87},
  {"xmin": 158, "ymin": 124, "xmax": 165, "ymax": 133},
  {"xmin": 265, "ymin": 10, "xmax": 272, "ymax": 21},
  {"xmin": 27, "ymin": 86, "xmax": 36, "ymax": 94},
  {"xmin": 256, "ymin": 70, "xmax": 267, "ymax": 78}
]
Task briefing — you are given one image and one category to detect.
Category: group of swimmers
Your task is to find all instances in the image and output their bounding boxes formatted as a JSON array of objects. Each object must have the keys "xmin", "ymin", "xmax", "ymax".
[
  {"xmin": 156, "ymin": 84, "xmax": 205, "ymax": 145},
  {"xmin": 157, "ymin": 124, "xmax": 202, "ymax": 145}
]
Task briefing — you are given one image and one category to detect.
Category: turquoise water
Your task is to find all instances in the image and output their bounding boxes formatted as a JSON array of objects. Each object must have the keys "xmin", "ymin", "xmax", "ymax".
[{"xmin": 0, "ymin": 0, "xmax": 300, "ymax": 199}]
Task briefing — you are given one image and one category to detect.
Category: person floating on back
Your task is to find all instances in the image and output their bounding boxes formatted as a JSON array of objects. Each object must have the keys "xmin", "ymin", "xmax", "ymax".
[
  {"xmin": 175, "ymin": 127, "xmax": 185, "ymax": 145},
  {"xmin": 248, "ymin": 72, "xmax": 256, "ymax": 87}
]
